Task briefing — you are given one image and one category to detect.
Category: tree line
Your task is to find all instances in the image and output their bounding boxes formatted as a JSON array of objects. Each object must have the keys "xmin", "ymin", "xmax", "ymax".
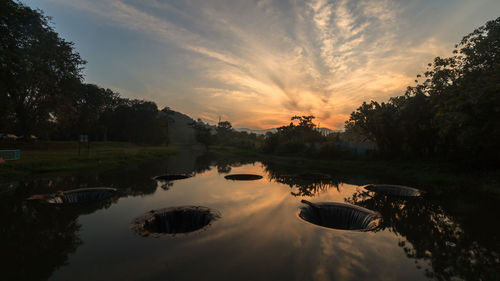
[
  {"xmin": 192, "ymin": 119, "xmax": 263, "ymax": 150},
  {"xmin": 193, "ymin": 115, "xmax": 348, "ymax": 158},
  {"xmin": 194, "ymin": 17, "xmax": 500, "ymax": 166},
  {"xmin": 0, "ymin": 1, "xmax": 170, "ymax": 144},
  {"xmin": 3, "ymin": 0, "xmax": 498, "ymax": 162},
  {"xmin": 345, "ymin": 17, "xmax": 500, "ymax": 164}
]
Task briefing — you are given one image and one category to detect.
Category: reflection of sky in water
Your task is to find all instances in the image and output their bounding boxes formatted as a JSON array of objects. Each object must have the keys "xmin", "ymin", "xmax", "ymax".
[
  {"xmin": 3, "ymin": 154, "xmax": 498, "ymax": 281},
  {"xmin": 47, "ymin": 163, "xmax": 429, "ymax": 281}
]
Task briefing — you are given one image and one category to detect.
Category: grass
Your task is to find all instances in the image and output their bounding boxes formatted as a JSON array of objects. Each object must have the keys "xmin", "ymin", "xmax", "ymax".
[
  {"xmin": 0, "ymin": 141, "xmax": 177, "ymax": 180},
  {"xmin": 209, "ymin": 146, "xmax": 500, "ymax": 195}
]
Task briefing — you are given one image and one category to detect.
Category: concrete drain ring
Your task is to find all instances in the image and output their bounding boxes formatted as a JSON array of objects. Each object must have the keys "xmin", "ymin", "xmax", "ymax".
[
  {"xmin": 31, "ymin": 187, "xmax": 117, "ymax": 204},
  {"xmin": 364, "ymin": 184, "xmax": 422, "ymax": 197},
  {"xmin": 131, "ymin": 206, "xmax": 221, "ymax": 237},
  {"xmin": 153, "ymin": 174, "xmax": 191, "ymax": 181},
  {"xmin": 299, "ymin": 200, "xmax": 381, "ymax": 231},
  {"xmin": 224, "ymin": 174, "xmax": 263, "ymax": 181}
]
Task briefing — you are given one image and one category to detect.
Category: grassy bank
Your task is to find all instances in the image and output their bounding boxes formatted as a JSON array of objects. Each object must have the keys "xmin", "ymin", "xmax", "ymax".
[
  {"xmin": 0, "ymin": 142, "xmax": 177, "ymax": 180},
  {"xmin": 209, "ymin": 146, "xmax": 500, "ymax": 195}
]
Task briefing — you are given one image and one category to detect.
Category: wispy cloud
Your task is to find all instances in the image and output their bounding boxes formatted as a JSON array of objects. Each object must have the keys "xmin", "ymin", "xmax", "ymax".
[{"xmin": 44, "ymin": 0, "xmax": 460, "ymax": 129}]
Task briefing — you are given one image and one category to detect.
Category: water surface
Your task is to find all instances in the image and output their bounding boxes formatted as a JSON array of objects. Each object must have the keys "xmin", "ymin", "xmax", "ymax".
[{"xmin": 1, "ymin": 151, "xmax": 499, "ymax": 281}]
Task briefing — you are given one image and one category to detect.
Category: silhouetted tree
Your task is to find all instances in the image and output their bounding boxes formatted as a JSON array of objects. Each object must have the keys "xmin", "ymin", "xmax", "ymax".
[
  {"xmin": 346, "ymin": 17, "xmax": 500, "ymax": 164},
  {"xmin": 107, "ymin": 99, "xmax": 167, "ymax": 144},
  {"xmin": 217, "ymin": 120, "xmax": 232, "ymax": 132},
  {"xmin": 291, "ymin": 115, "xmax": 316, "ymax": 129},
  {"xmin": 262, "ymin": 115, "xmax": 328, "ymax": 154},
  {"xmin": 191, "ymin": 119, "xmax": 214, "ymax": 148},
  {"xmin": 0, "ymin": 0, "xmax": 85, "ymax": 137}
]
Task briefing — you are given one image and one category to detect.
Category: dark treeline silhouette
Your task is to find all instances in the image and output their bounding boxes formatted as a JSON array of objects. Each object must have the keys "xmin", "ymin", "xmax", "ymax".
[
  {"xmin": 0, "ymin": 1, "xmax": 169, "ymax": 144},
  {"xmin": 193, "ymin": 115, "xmax": 351, "ymax": 157},
  {"xmin": 261, "ymin": 115, "xmax": 344, "ymax": 156},
  {"xmin": 346, "ymin": 17, "xmax": 500, "ymax": 164},
  {"xmin": 192, "ymin": 119, "xmax": 264, "ymax": 150}
]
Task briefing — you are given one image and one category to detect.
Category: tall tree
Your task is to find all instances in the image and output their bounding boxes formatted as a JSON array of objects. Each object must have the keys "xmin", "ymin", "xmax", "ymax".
[
  {"xmin": 346, "ymin": 17, "xmax": 500, "ymax": 163},
  {"xmin": 0, "ymin": 0, "xmax": 85, "ymax": 137}
]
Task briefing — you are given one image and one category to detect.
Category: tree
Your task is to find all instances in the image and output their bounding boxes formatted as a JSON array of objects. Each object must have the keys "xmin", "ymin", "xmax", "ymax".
[
  {"xmin": 345, "ymin": 101, "xmax": 402, "ymax": 154},
  {"xmin": 159, "ymin": 107, "xmax": 174, "ymax": 146},
  {"xmin": 291, "ymin": 115, "xmax": 317, "ymax": 129},
  {"xmin": 217, "ymin": 120, "xmax": 232, "ymax": 132},
  {"xmin": 262, "ymin": 115, "xmax": 326, "ymax": 154},
  {"xmin": 346, "ymin": 17, "xmax": 500, "ymax": 163},
  {"xmin": 191, "ymin": 119, "xmax": 213, "ymax": 148},
  {"xmin": 107, "ymin": 99, "xmax": 167, "ymax": 144},
  {"xmin": 51, "ymin": 83, "xmax": 120, "ymax": 140},
  {"xmin": 0, "ymin": 0, "xmax": 85, "ymax": 137}
]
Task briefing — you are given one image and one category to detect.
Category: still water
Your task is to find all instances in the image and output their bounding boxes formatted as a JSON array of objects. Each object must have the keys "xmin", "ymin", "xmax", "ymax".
[{"xmin": 1, "ymin": 150, "xmax": 499, "ymax": 281}]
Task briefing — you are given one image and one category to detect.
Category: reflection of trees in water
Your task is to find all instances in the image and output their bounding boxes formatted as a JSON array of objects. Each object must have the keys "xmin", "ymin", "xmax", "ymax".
[
  {"xmin": 194, "ymin": 152, "xmax": 258, "ymax": 176},
  {"xmin": 278, "ymin": 176, "xmax": 339, "ymax": 197},
  {"xmin": 346, "ymin": 190, "xmax": 500, "ymax": 280},
  {"xmin": 217, "ymin": 164, "xmax": 232, "ymax": 174},
  {"xmin": 7, "ymin": 170, "xmax": 158, "ymax": 198},
  {"xmin": 159, "ymin": 181, "xmax": 174, "ymax": 190},
  {"xmin": 6, "ymin": 150, "xmax": 258, "ymax": 203},
  {"xmin": 0, "ymin": 162, "xmax": 162, "ymax": 280},
  {"xmin": 99, "ymin": 167, "xmax": 158, "ymax": 196},
  {"xmin": 0, "ymin": 151, "xmax": 261, "ymax": 280},
  {"xmin": 10, "ymin": 151, "xmax": 260, "ymax": 201},
  {"xmin": 0, "ymin": 187, "xmax": 116, "ymax": 281},
  {"xmin": 262, "ymin": 162, "xmax": 341, "ymax": 197}
]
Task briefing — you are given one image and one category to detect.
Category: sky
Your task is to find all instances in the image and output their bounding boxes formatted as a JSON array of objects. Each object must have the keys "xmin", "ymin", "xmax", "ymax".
[{"xmin": 24, "ymin": 0, "xmax": 500, "ymax": 129}]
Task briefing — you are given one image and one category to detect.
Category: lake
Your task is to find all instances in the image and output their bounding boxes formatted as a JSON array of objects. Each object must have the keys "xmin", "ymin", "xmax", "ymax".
[{"xmin": 1, "ymin": 150, "xmax": 499, "ymax": 281}]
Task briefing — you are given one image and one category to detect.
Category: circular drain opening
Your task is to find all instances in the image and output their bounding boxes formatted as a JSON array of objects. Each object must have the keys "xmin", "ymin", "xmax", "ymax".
[
  {"xmin": 364, "ymin": 184, "xmax": 422, "ymax": 197},
  {"xmin": 224, "ymin": 174, "xmax": 263, "ymax": 181},
  {"xmin": 153, "ymin": 174, "xmax": 191, "ymax": 181},
  {"xmin": 299, "ymin": 200, "xmax": 381, "ymax": 231},
  {"xmin": 132, "ymin": 206, "xmax": 221, "ymax": 237}
]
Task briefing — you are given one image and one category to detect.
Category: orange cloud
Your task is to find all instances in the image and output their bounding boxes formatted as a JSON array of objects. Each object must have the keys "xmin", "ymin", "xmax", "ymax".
[{"xmin": 49, "ymin": 0, "xmax": 471, "ymax": 130}]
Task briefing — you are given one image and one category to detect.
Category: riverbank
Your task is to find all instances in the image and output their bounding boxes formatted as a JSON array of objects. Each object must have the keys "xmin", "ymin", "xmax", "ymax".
[
  {"xmin": 0, "ymin": 142, "xmax": 177, "ymax": 180},
  {"xmin": 209, "ymin": 146, "xmax": 500, "ymax": 195}
]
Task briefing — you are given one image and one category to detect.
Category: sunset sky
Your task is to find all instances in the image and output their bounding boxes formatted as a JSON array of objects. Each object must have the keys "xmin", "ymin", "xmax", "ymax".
[{"xmin": 24, "ymin": 0, "xmax": 500, "ymax": 129}]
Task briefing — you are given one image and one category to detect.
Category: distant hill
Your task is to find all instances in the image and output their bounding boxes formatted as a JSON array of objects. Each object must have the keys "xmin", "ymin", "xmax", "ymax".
[
  {"xmin": 317, "ymin": 127, "xmax": 343, "ymax": 135},
  {"xmin": 233, "ymin": 128, "xmax": 277, "ymax": 135},
  {"xmin": 161, "ymin": 109, "xmax": 196, "ymax": 145}
]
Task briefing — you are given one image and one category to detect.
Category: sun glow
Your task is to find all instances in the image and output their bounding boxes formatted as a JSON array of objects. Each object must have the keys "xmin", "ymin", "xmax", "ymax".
[{"xmin": 37, "ymin": 0, "xmax": 497, "ymax": 129}]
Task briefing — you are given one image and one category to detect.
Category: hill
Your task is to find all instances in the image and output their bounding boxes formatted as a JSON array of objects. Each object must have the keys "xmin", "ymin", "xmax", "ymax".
[{"xmin": 162, "ymin": 109, "xmax": 196, "ymax": 145}]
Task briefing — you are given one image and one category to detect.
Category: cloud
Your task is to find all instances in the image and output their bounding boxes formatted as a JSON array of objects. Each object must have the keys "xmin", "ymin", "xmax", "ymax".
[{"xmin": 45, "ymin": 0, "xmax": 454, "ymax": 129}]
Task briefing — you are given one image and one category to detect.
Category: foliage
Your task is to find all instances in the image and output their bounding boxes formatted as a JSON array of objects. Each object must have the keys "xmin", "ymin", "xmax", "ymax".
[
  {"xmin": 346, "ymin": 17, "xmax": 500, "ymax": 164},
  {"xmin": 191, "ymin": 119, "xmax": 214, "ymax": 148},
  {"xmin": 191, "ymin": 119, "xmax": 263, "ymax": 150},
  {"xmin": 262, "ymin": 115, "xmax": 329, "ymax": 155},
  {"xmin": 202, "ymin": 115, "xmax": 351, "ymax": 158},
  {"xmin": 0, "ymin": 1, "xmax": 170, "ymax": 145},
  {"xmin": 217, "ymin": 120, "xmax": 232, "ymax": 132},
  {"xmin": 0, "ymin": 1, "xmax": 85, "ymax": 137},
  {"xmin": 346, "ymin": 190, "xmax": 500, "ymax": 280}
]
